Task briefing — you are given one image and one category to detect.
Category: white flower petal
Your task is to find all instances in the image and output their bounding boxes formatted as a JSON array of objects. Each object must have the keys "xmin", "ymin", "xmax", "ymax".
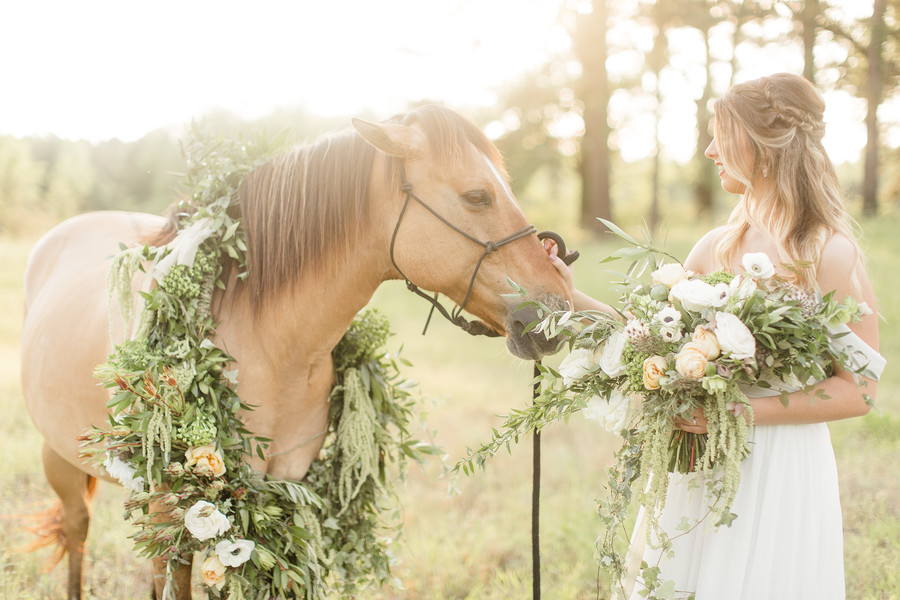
[
  {"xmin": 741, "ymin": 252, "xmax": 776, "ymax": 279},
  {"xmin": 215, "ymin": 539, "xmax": 256, "ymax": 567}
]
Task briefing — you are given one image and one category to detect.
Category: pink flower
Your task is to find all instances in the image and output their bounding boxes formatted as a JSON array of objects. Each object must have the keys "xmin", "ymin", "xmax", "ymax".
[{"xmin": 727, "ymin": 401, "xmax": 746, "ymax": 418}]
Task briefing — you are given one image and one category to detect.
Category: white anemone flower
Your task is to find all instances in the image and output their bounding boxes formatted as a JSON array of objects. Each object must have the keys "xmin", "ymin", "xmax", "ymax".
[
  {"xmin": 654, "ymin": 306, "xmax": 682, "ymax": 326},
  {"xmin": 741, "ymin": 252, "xmax": 776, "ymax": 279},
  {"xmin": 215, "ymin": 539, "xmax": 256, "ymax": 567}
]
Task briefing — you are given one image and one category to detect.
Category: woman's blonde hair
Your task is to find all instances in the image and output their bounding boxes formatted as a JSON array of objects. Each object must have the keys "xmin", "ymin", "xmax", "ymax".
[{"xmin": 711, "ymin": 72, "xmax": 861, "ymax": 290}]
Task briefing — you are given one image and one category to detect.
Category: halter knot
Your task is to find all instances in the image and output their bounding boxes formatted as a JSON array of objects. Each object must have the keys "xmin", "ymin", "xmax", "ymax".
[
  {"xmin": 484, "ymin": 241, "xmax": 499, "ymax": 254},
  {"xmin": 400, "ymin": 182, "xmax": 413, "ymax": 193}
]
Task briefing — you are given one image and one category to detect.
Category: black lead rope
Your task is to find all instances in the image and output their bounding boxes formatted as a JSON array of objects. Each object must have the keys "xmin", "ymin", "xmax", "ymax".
[
  {"xmin": 388, "ymin": 165, "xmax": 580, "ymax": 599},
  {"xmin": 531, "ymin": 232, "xmax": 577, "ymax": 600},
  {"xmin": 533, "ymin": 361, "xmax": 542, "ymax": 600}
]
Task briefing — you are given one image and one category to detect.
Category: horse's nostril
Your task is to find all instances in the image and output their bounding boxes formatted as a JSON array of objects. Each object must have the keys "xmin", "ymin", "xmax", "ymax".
[{"xmin": 506, "ymin": 301, "xmax": 567, "ymax": 359}]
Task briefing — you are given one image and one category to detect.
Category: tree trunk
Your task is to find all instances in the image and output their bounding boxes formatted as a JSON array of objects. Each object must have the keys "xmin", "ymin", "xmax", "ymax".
[
  {"xmin": 800, "ymin": 0, "xmax": 819, "ymax": 81},
  {"xmin": 695, "ymin": 27, "xmax": 715, "ymax": 218},
  {"xmin": 576, "ymin": 0, "xmax": 613, "ymax": 233},
  {"xmin": 862, "ymin": 0, "xmax": 886, "ymax": 217},
  {"xmin": 729, "ymin": 9, "xmax": 744, "ymax": 87}
]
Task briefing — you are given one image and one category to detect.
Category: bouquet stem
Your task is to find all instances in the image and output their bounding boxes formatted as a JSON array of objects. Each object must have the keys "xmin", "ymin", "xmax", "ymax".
[{"xmin": 668, "ymin": 430, "xmax": 706, "ymax": 473}]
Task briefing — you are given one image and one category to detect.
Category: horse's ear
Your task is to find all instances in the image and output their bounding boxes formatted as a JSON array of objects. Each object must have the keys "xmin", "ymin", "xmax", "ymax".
[{"xmin": 352, "ymin": 118, "xmax": 425, "ymax": 158}]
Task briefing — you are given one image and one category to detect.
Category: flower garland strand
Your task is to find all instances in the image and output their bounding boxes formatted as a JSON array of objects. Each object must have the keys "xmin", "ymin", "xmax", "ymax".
[
  {"xmin": 456, "ymin": 220, "xmax": 877, "ymax": 598},
  {"xmin": 81, "ymin": 127, "xmax": 440, "ymax": 599}
]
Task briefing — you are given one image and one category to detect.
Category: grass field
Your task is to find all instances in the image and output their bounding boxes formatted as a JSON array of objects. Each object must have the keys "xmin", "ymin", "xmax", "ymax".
[{"xmin": 0, "ymin": 212, "xmax": 897, "ymax": 599}]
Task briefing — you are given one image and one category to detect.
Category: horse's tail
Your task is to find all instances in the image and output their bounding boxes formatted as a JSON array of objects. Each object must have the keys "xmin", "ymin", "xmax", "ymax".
[{"xmin": 15, "ymin": 475, "xmax": 98, "ymax": 570}]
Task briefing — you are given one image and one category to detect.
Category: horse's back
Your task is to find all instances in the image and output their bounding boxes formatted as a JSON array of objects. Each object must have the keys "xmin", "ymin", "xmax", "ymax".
[{"xmin": 22, "ymin": 211, "xmax": 165, "ymax": 472}]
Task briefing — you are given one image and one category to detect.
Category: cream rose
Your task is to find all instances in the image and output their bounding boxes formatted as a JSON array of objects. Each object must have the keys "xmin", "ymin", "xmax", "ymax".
[
  {"xmin": 670, "ymin": 279, "xmax": 729, "ymax": 312},
  {"xmin": 741, "ymin": 252, "xmax": 776, "ymax": 279},
  {"xmin": 642, "ymin": 355, "xmax": 668, "ymax": 390},
  {"xmin": 185, "ymin": 500, "xmax": 231, "ymax": 541},
  {"xmin": 185, "ymin": 444, "xmax": 226, "ymax": 478},
  {"xmin": 583, "ymin": 390, "xmax": 633, "ymax": 434},
  {"xmin": 675, "ymin": 343, "xmax": 708, "ymax": 379},
  {"xmin": 691, "ymin": 327, "xmax": 721, "ymax": 360},
  {"xmin": 598, "ymin": 331, "xmax": 627, "ymax": 377},
  {"xmin": 714, "ymin": 312, "xmax": 756, "ymax": 360},
  {"xmin": 558, "ymin": 348, "xmax": 596, "ymax": 386},
  {"xmin": 200, "ymin": 555, "xmax": 227, "ymax": 590},
  {"xmin": 651, "ymin": 262, "xmax": 688, "ymax": 289}
]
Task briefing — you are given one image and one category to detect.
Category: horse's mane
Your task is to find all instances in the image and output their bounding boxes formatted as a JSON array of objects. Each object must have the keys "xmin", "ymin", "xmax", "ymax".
[{"xmin": 149, "ymin": 105, "xmax": 505, "ymax": 308}]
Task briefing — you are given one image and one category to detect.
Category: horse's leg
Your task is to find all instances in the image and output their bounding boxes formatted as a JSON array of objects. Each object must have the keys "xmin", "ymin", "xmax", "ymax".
[
  {"xmin": 41, "ymin": 443, "xmax": 97, "ymax": 600},
  {"xmin": 150, "ymin": 503, "xmax": 193, "ymax": 600},
  {"xmin": 151, "ymin": 557, "xmax": 194, "ymax": 600}
]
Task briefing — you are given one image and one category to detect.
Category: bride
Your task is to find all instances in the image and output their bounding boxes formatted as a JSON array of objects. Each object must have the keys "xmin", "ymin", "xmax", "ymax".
[{"xmin": 547, "ymin": 73, "xmax": 885, "ymax": 599}]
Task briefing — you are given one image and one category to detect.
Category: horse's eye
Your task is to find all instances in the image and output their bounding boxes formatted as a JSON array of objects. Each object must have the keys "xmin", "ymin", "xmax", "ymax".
[{"xmin": 461, "ymin": 190, "xmax": 491, "ymax": 207}]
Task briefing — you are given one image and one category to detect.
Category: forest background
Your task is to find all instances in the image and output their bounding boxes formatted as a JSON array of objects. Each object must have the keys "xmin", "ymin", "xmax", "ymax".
[{"xmin": 1, "ymin": 0, "xmax": 898, "ymax": 598}]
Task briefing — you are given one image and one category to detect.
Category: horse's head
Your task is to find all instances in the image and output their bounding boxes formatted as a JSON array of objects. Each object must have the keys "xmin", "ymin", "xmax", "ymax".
[{"xmin": 353, "ymin": 106, "xmax": 572, "ymax": 361}]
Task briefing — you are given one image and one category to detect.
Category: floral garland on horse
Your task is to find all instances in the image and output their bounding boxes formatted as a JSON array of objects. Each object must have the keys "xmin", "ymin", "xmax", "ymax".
[{"xmin": 81, "ymin": 127, "xmax": 440, "ymax": 599}]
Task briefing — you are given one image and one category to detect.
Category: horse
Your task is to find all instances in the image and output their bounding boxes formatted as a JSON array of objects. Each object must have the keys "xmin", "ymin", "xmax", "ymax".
[{"xmin": 20, "ymin": 104, "xmax": 571, "ymax": 599}]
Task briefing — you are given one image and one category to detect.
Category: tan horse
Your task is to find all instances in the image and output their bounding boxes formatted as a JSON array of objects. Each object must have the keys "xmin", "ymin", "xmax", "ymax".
[{"xmin": 20, "ymin": 105, "xmax": 570, "ymax": 599}]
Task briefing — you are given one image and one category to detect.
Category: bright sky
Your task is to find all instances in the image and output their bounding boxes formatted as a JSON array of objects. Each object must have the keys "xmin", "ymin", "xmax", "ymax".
[
  {"xmin": 0, "ymin": 0, "xmax": 566, "ymax": 142},
  {"xmin": 0, "ymin": 0, "xmax": 879, "ymax": 164}
]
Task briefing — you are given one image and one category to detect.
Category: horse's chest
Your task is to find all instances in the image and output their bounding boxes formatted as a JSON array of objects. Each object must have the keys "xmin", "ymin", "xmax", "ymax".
[{"xmin": 239, "ymin": 359, "xmax": 334, "ymax": 480}]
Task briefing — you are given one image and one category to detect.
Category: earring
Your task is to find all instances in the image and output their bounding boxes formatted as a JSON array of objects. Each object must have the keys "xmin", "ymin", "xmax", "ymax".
[{"xmin": 763, "ymin": 165, "xmax": 768, "ymax": 178}]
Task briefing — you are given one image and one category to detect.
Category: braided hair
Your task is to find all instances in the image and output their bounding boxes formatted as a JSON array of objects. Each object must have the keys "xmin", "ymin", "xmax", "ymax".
[{"xmin": 710, "ymin": 73, "xmax": 862, "ymax": 291}]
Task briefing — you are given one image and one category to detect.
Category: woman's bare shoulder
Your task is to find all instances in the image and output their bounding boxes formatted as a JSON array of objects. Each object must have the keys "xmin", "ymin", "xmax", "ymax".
[
  {"xmin": 818, "ymin": 233, "xmax": 861, "ymax": 283},
  {"xmin": 684, "ymin": 225, "xmax": 729, "ymax": 274}
]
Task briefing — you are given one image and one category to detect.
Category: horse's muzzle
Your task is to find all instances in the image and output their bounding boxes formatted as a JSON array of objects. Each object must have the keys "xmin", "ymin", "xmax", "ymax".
[{"xmin": 504, "ymin": 299, "xmax": 566, "ymax": 361}]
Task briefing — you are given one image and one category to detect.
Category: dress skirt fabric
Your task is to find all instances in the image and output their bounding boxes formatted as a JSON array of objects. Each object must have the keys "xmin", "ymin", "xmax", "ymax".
[{"xmin": 627, "ymin": 423, "xmax": 845, "ymax": 600}]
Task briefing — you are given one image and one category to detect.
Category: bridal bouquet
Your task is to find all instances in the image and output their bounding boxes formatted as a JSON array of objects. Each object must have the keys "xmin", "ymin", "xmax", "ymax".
[
  {"xmin": 457, "ymin": 222, "xmax": 877, "ymax": 584},
  {"xmin": 548, "ymin": 248, "xmax": 874, "ymax": 522}
]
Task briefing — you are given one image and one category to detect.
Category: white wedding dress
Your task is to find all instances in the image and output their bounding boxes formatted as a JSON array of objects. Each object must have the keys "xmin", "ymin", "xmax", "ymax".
[{"xmin": 622, "ymin": 326, "xmax": 886, "ymax": 600}]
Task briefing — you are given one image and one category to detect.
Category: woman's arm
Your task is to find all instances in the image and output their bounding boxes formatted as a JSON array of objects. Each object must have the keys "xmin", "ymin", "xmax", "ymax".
[{"xmin": 750, "ymin": 233, "xmax": 879, "ymax": 425}]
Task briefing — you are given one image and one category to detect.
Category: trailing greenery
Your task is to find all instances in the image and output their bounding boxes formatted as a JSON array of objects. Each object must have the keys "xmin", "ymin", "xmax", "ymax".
[{"xmin": 81, "ymin": 128, "xmax": 440, "ymax": 599}]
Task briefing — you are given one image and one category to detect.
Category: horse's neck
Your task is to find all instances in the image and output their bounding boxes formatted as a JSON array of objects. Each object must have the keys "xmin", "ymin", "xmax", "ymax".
[{"xmin": 211, "ymin": 248, "xmax": 387, "ymax": 479}]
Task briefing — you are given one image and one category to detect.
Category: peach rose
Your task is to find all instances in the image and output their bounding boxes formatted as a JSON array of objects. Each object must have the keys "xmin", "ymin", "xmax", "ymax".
[
  {"xmin": 691, "ymin": 327, "xmax": 721, "ymax": 360},
  {"xmin": 185, "ymin": 444, "xmax": 226, "ymax": 477},
  {"xmin": 642, "ymin": 355, "xmax": 668, "ymax": 390},
  {"xmin": 200, "ymin": 555, "xmax": 227, "ymax": 590},
  {"xmin": 675, "ymin": 343, "xmax": 708, "ymax": 379}
]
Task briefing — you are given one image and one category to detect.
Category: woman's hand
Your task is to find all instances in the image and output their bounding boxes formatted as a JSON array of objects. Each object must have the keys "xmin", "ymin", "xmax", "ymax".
[
  {"xmin": 674, "ymin": 407, "xmax": 709, "ymax": 434},
  {"xmin": 543, "ymin": 237, "xmax": 621, "ymax": 317},
  {"xmin": 543, "ymin": 237, "xmax": 575, "ymax": 297}
]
